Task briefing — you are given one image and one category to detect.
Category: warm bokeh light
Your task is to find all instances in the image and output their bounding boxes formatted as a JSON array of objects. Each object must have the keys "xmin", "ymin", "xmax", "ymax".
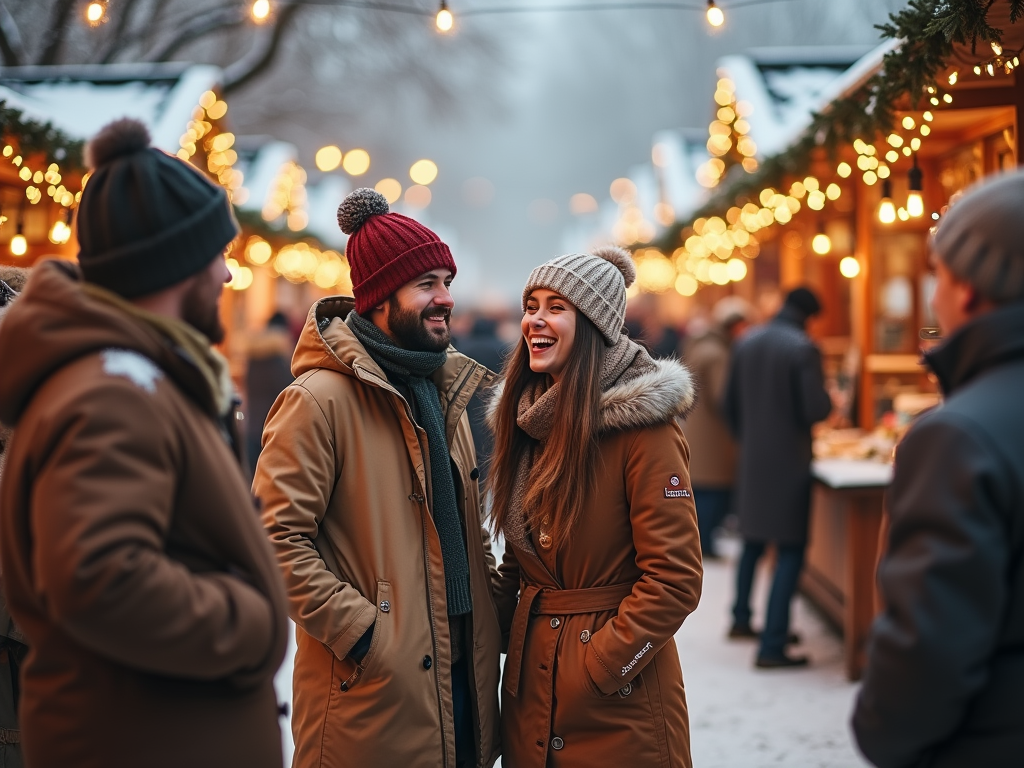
[
  {"xmin": 878, "ymin": 199, "xmax": 896, "ymax": 224},
  {"xmin": 609, "ymin": 178, "xmax": 637, "ymax": 205},
  {"xmin": 315, "ymin": 145, "xmax": 343, "ymax": 172},
  {"xmin": 570, "ymin": 193, "xmax": 598, "ymax": 215},
  {"xmin": 436, "ymin": 3, "xmax": 453, "ymax": 32},
  {"xmin": 907, "ymin": 191, "xmax": 924, "ymax": 218},
  {"xmin": 9, "ymin": 234, "xmax": 27, "ymax": 256},
  {"xmin": 342, "ymin": 149, "xmax": 370, "ymax": 176},
  {"xmin": 839, "ymin": 256, "xmax": 861, "ymax": 278},
  {"xmin": 251, "ymin": 0, "xmax": 270, "ymax": 22},
  {"xmin": 246, "ymin": 237, "xmax": 272, "ymax": 265},
  {"xmin": 85, "ymin": 2, "xmax": 106, "ymax": 25},
  {"xmin": 675, "ymin": 274, "xmax": 698, "ymax": 297},
  {"xmin": 811, "ymin": 233, "xmax": 832, "ymax": 255},
  {"xmin": 726, "ymin": 258, "xmax": 748, "ymax": 282},
  {"xmin": 410, "ymin": 159, "xmax": 438, "ymax": 186},
  {"xmin": 207, "ymin": 100, "xmax": 228, "ymax": 120},
  {"xmin": 837, "ymin": 162, "xmax": 852, "ymax": 178},
  {"xmin": 49, "ymin": 220, "xmax": 71, "ymax": 245},
  {"xmin": 375, "ymin": 178, "xmax": 403, "ymax": 204},
  {"xmin": 405, "ymin": 184, "xmax": 432, "ymax": 209},
  {"xmin": 706, "ymin": 1, "xmax": 725, "ymax": 27}
]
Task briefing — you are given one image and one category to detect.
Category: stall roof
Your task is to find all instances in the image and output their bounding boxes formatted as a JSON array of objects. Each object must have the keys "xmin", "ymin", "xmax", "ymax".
[{"xmin": 0, "ymin": 63, "xmax": 221, "ymax": 154}]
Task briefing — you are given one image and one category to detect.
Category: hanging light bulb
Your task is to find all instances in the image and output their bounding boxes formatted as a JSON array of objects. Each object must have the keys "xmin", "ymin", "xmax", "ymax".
[
  {"xmin": 706, "ymin": 0, "xmax": 725, "ymax": 27},
  {"xmin": 85, "ymin": 1, "xmax": 106, "ymax": 26},
  {"xmin": 49, "ymin": 219, "xmax": 71, "ymax": 245},
  {"xmin": 251, "ymin": 0, "xmax": 271, "ymax": 23},
  {"xmin": 907, "ymin": 156, "xmax": 924, "ymax": 218},
  {"xmin": 436, "ymin": 0, "xmax": 454, "ymax": 32},
  {"xmin": 878, "ymin": 179, "xmax": 896, "ymax": 224},
  {"xmin": 811, "ymin": 224, "xmax": 831, "ymax": 255}
]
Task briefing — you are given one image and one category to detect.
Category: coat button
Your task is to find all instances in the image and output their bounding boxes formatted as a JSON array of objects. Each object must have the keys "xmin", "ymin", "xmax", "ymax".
[
  {"xmin": 380, "ymin": 601, "xmax": 390, "ymax": 612},
  {"xmin": 618, "ymin": 683, "xmax": 633, "ymax": 697},
  {"xmin": 423, "ymin": 655, "xmax": 433, "ymax": 670},
  {"xmin": 551, "ymin": 736, "xmax": 564, "ymax": 750},
  {"xmin": 470, "ymin": 467, "xmax": 480, "ymax": 481},
  {"xmin": 580, "ymin": 630, "xmax": 590, "ymax": 643},
  {"xmin": 340, "ymin": 681, "xmax": 349, "ymax": 692},
  {"xmin": 550, "ymin": 617, "xmax": 560, "ymax": 629}
]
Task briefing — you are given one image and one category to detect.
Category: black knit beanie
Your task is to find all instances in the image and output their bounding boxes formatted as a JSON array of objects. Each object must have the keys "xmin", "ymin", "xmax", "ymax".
[{"xmin": 76, "ymin": 118, "xmax": 239, "ymax": 298}]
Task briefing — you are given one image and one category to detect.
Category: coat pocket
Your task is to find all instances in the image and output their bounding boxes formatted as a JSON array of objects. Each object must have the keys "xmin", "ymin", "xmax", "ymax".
[{"xmin": 340, "ymin": 580, "xmax": 391, "ymax": 691}]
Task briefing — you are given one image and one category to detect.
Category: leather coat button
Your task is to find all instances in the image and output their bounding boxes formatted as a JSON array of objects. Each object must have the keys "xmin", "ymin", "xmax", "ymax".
[
  {"xmin": 422, "ymin": 655, "xmax": 433, "ymax": 670},
  {"xmin": 340, "ymin": 681, "xmax": 349, "ymax": 692},
  {"xmin": 551, "ymin": 736, "xmax": 564, "ymax": 750},
  {"xmin": 470, "ymin": 467, "xmax": 480, "ymax": 481},
  {"xmin": 550, "ymin": 617, "xmax": 560, "ymax": 629},
  {"xmin": 380, "ymin": 600, "xmax": 390, "ymax": 612},
  {"xmin": 580, "ymin": 630, "xmax": 591, "ymax": 643}
]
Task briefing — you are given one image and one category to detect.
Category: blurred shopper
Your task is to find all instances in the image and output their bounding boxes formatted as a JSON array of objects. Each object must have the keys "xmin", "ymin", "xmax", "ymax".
[
  {"xmin": 455, "ymin": 315, "xmax": 511, "ymax": 484},
  {"xmin": 853, "ymin": 171, "xmax": 1024, "ymax": 767},
  {"xmin": 0, "ymin": 266, "xmax": 28, "ymax": 768},
  {"xmin": 245, "ymin": 311, "xmax": 294, "ymax": 475},
  {"xmin": 489, "ymin": 247, "xmax": 702, "ymax": 768},
  {"xmin": 0, "ymin": 120, "xmax": 289, "ymax": 768},
  {"xmin": 681, "ymin": 296, "xmax": 753, "ymax": 558},
  {"xmin": 724, "ymin": 287, "xmax": 831, "ymax": 668},
  {"xmin": 254, "ymin": 189, "xmax": 500, "ymax": 768}
]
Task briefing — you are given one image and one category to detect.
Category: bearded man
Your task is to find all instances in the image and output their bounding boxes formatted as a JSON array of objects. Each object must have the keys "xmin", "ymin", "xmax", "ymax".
[{"xmin": 254, "ymin": 189, "xmax": 501, "ymax": 768}]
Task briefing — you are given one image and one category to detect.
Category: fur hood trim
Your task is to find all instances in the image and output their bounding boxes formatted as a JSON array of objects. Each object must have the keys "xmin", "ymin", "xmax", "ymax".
[{"xmin": 485, "ymin": 356, "xmax": 696, "ymax": 434}]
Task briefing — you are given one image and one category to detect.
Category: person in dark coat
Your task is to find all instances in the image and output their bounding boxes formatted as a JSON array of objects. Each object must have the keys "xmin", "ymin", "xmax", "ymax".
[
  {"xmin": 245, "ymin": 311, "xmax": 295, "ymax": 475},
  {"xmin": 454, "ymin": 315, "xmax": 511, "ymax": 485},
  {"xmin": 723, "ymin": 287, "xmax": 831, "ymax": 668},
  {"xmin": 853, "ymin": 170, "xmax": 1024, "ymax": 768}
]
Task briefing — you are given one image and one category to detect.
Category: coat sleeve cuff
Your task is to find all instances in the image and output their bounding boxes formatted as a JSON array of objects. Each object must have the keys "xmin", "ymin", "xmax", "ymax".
[
  {"xmin": 326, "ymin": 599, "xmax": 376, "ymax": 660},
  {"xmin": 584, "ymin": 642, "xmax": 625, "ymax": 695}
]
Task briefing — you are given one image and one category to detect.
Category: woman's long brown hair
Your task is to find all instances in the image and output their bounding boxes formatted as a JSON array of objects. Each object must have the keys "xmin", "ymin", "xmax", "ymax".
[{"xmin": 487, "ymin": 311, "xmax": 606, "ymax": 543}]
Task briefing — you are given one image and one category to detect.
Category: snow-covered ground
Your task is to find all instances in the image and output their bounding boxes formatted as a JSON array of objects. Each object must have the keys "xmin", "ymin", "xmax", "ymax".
[{"xmin": 275, "ymin": 534, "xmax": 871, "ymax": 767}]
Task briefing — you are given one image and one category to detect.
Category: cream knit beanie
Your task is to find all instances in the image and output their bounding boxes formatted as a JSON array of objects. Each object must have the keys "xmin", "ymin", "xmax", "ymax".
[{"xmin": 522, "ymin": 245, "xmax": 637, "ymax": 346}]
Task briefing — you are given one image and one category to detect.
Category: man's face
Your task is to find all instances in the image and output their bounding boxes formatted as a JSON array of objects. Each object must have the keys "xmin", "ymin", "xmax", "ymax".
[
  {"xmin": 382, "ymin": 269, "xmax": 455, "ymax": 352},
  {"xmin": 182, "ymin": 254, "xmax": 231, "ymax": 344}
]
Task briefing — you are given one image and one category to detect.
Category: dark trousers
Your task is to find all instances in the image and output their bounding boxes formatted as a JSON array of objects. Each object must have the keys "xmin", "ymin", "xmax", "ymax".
[
  {"xmin": 732, "ymin": 540, "xmax": 806, "ymax": 658},
  {"xmin": 451, "ymin": 655, "xmax": 475, "ymax": 768},
  {"xmin": 692, "ymin": 487, "xmax": 731, "ymax": 558}
]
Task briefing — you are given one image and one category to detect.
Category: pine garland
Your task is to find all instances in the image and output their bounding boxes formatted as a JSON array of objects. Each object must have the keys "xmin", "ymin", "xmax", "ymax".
[
  {"xmin": 656, "ymin": 0, "xmax": 1020, "ymax": 250},
  {"xmin": 0, "ymin": 100, "xmax": 85, "ymax": 169}
]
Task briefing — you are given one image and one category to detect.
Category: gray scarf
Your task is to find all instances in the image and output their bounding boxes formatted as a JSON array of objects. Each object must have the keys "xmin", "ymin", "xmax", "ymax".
[
  {"xmin": 503, "ymin": 334, "xmax": 655, "ymax": 554},
  {"xmin": 346, "ymin": 311, "xmax": 472, "ymax": 616}
]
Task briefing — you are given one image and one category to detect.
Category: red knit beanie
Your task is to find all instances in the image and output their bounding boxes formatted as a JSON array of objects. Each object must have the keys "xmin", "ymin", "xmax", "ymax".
[{"xmin": 337, "ymin": 188, "xmax": 456, "ymax": 314}]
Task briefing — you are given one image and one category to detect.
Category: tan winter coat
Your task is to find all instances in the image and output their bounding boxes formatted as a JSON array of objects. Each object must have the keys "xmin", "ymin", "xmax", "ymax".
[
  {"xmin": 492, "ymin": 358, "xmax": 703, "ymax": 768},
  {"xmin": 681, "ymin": 325, "xmax": 737, "ymax": 488},
  {"xmin": 0, "ymin": 261, "xmax": 289, "ymax": 768},
  {"xmin": 254, "ymin": 296, "xmax": 502, "ymax": 768}
]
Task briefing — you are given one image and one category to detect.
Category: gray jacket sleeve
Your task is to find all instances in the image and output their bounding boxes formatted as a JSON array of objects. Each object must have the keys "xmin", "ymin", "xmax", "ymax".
[{"xmin": 852, "ymin": 413, "xmax": 1012, "ymax": 767}]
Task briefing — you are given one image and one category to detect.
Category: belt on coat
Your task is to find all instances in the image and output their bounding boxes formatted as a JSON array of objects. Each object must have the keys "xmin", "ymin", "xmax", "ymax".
[{"xmin": 505, "ymin": 581, "xmax": 634, "ymax": 697}]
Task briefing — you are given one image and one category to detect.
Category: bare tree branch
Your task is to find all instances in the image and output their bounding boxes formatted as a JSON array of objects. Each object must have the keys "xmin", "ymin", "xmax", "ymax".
[
  {"xmin": 98, "ymin": 0, "xmax": 145, "ymax": 63},
  {"xmin": 37, "ymin": 0, "xmax": 77, "ymax": 65},
  {"xmin": 147, "ymin": 3, "xmax": 245, "ymax": 62},
  {"xmin": 222, "ymin": 2, "xmax": 302, "ymax": 93},
  {"xmin": 0, "ymin": 0, "xmax": 26, "ymax": 66}
]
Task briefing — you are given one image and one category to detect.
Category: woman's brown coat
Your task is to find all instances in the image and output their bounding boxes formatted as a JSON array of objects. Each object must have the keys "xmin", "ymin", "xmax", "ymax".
[{"xmin": 492, "ymin": 358, "xmax": 703, "ymax": 768}]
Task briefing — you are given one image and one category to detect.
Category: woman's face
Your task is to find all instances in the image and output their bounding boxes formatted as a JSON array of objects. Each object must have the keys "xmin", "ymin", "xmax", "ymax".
[{"xmin": 522, "ymin": 288, "xmax": 577, "ymax": 382}]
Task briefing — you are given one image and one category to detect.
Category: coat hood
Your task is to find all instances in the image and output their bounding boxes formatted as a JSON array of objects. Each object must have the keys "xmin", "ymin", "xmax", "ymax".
[
  {"xmin": 292, "ymin": 295, "xmax": 494, "ymax": 403},
  {"xmin": 924, "ymin": 301, "xmax": 1024, "ymax": 395},
  {"xmin": 0, "ymin": 260, "xmax": 216, "ymax": 426},
  {"xmin": 486, "ymin": 354, "xmax": 696, "ymax": 435}
]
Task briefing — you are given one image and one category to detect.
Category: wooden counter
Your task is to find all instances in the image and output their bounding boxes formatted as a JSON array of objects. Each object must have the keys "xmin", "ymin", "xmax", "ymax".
[{"xmin": 800, "ymin": 459, "xmax": 891, "ymax": 681}]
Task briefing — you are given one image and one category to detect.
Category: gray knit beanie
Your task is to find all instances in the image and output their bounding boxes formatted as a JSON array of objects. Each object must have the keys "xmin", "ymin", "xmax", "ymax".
[
  {"xmin": 522, "ymin": 245, "xmax": 637, "ymax": 345},
  {"xmin": 931, "ymin": 168, "xmax": 1024, "ymax": 303}
]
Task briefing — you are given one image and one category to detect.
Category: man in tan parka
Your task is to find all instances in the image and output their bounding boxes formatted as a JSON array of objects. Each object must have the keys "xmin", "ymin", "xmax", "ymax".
[{"xmin": 254, "ymin": 188, "xmax": 501, "ymax": 768}]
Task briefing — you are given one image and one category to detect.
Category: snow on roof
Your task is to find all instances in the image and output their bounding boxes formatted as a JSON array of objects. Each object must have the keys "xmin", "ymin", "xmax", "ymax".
[{"xmin": 0, "ymin": 63, "xmax": 222, "ymax": 153}]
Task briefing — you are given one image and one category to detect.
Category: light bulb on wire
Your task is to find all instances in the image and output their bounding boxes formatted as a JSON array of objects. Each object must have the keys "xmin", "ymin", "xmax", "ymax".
[
  {"xmin": 251, "ymin": 0, "xmax": 271, "ymax": 23},
  {"xmin": 878, "ymin": 179, "xmax": 896, "ymax": 224},
  {"xmin": 85, "ymin": 1, "xmax": 107, "ymax": 26},
  {"xmin": 706, "ymin": 0, "xmax": 724, "ymax": 27},
  {"xmin": 907, "ymin": 156, "xmax": 924, "ymax": 218},
  {"xmin": 811, "ymin": 228, "xmax": 831, "ymax": 255},
  {"xmin": 436, "ymin": 1, "xmax": 454, "ymax": 32}
]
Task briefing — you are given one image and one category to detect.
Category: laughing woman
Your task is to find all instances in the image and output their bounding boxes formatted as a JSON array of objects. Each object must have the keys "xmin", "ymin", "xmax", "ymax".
[{"xmin": 489, "ymin": 246, "xmax": 703, "ymax": 768}]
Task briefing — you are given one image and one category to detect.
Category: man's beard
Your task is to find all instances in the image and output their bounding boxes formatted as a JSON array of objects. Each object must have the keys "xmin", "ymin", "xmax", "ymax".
[
  {"xmin": 387, "ymin": 296, "xmax": 451, "ymax": 352},
  {"xmin": 181, "ymin": 277, "xmax": 225, "ymax": 344}
]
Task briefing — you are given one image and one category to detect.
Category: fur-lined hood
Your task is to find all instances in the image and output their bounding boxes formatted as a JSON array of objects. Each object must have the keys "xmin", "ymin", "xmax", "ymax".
[{"xmin": 486, "ymin": 356, "xmax": 696, "ymax": 435}]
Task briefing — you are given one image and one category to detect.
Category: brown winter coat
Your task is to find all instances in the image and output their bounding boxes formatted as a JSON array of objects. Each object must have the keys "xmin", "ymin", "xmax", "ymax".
[
  {"xmin": 492, "ymin": 357, "xmax": 703, "ymax": 768},
  {"xmin": 0, "ymin": 261, "xmax": 290, "ymax": 768},
  {"xmin": 254, "ymin": 296, "xmax": 502, "ymax": 768},
  {"xmin": 681, "ymin": 325, "xmax": 737, "ymax": 488}
]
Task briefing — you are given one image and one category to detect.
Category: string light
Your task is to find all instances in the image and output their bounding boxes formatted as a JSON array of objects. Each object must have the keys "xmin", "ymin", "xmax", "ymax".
[
  {"xmin": 878, "ymin": 179, "xmax": 896, "ymax": 224},
  {"xmin": 10, "ymin": 210, "xmax": 26, "ymax": 256},
  {"xmin": 251, "ymin": 0, "xmax": 271, "ymax": 23},
  {"xmin": 839, "ymin": 256, "xmax": 860, "ymax": 278},
  {"xmin": 436, "ymin": 1, "xmax": 454, "ymax": 32},
  {"xmin": 85, "ymin": 1, "xmax": 107, "ymax": 26},
  {"xmin": 706, "ymin": 0, "xmax": 724, "ymax": 27},
  {"xmin": 907, "ymin": 156, "xmax": 924, "ymax": 218},
  {"xmin": 315, "ymin": 145, "xmax": 343, "ymax": 172},
  {"xmin": 811, "ymin": 231, "xmax": 831, "ymax": 255}
]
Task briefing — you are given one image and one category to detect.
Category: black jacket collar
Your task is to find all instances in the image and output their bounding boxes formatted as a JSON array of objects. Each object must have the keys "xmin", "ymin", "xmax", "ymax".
[{"xmin": 924, "ymin": 302, "xmax": 1024, "ymax": 395}]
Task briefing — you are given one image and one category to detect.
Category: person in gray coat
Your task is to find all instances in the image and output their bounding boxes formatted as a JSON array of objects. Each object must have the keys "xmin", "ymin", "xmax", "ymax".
[
  {"xmin": 723, "ymin": 287, "xmax": 831, "ymax": 667},
  {"xmin": 853, "ymin": 170, "xmax": 1024, "ymax": 768}
]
